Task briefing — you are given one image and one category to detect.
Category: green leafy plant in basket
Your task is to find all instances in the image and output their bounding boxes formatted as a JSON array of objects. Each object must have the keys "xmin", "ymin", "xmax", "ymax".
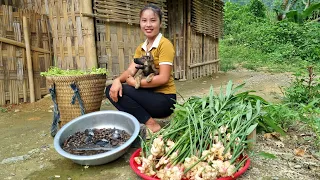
[
  {"xmin": 40, "ymin": 67, "xmax": 108, "ymax": 77},
  {"xmin": 41, "ymin": 67, "xmax": 108, "ymax": 137}
]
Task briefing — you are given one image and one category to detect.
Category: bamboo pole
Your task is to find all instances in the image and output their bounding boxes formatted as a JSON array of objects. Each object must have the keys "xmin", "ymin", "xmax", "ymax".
[
  {"xmin": 182, "ymin": 0, "xmax": 187, "ymax": 80},
  {"xmin": 216, "ymin": 39, "xmax": 220, "ymax": 71},
  {"xmin": 82, "ymin": 0, "xmax": 98, "ymax": 69},
  {"xmin": 23, "ymin": 16, "xmax": 35, "ymax": 103},
  {"xmin": 23, "ymin": 80, "xmax": 27, "ymax": 103},
  {"xmin": 0, "ymin": 42, "xmax": 2, "ymax": 66},
  {"xmin": 173, "ymin": 33, "xmax": 177, "ymax": 79}
]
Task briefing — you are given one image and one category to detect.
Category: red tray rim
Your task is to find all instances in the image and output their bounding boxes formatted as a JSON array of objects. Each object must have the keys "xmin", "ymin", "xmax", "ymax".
[{"xmin": 129, "ymin": 148, "xmax": 250, "ymax": 180}]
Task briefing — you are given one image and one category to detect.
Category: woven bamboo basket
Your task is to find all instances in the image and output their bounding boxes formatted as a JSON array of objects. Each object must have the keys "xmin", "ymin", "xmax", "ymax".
[{"xmin": 46, "ymin": 74, "xmax": 107, "ymax": 127}]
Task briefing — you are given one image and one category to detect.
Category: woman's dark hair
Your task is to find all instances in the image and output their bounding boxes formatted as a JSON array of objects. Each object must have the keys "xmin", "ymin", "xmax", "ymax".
[{"xmin": 140, "ymin": 4, "xmax": 163, "ymax": 23}]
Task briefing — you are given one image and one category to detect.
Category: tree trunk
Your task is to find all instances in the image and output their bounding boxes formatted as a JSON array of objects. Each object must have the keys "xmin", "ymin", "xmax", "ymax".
[
  {"xmin": 278, "ymin": 0, "xmax": 299, "ymax": 20},
  {"xmin": 303, "ymin": 0, "xmax": 311, "ymax": 10}
]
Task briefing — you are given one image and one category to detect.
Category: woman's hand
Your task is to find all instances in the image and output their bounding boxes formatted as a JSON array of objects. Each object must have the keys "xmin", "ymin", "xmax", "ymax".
[
  {"xmin": 109, "ymin": 79, "xmax": 122, "ymax": 102},
  {"xmin": 126, "ymin": 75, "xmax": 136, "ymax": 87}
]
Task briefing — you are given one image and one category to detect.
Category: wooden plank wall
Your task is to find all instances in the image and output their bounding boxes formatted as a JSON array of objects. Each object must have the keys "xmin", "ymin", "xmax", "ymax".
[
  {"xmin": 0, "ymin": 5, "xmax": 51, "ymax": 105},
  {"xmin": 167, "ymin": 0, "xmax": 186, "ymax": 80},
  {"xmin": 96, "ymin": 22, "xmax": 145, "ymax": 79}
]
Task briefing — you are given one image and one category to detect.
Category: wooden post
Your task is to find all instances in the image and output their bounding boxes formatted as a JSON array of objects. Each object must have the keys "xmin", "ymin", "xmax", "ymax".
[
  {"xmin": 23, "ymin": 81, "xmax": 27, "ymax": 103},
  {"xmin": 23, "ymin": 16, "xmax": 35, "ymax": 103},
  {"xmin": 247, "ymin": 128, "xmax": 256, "ymax": 150},
  {"xmin": 186, "ymin": 0, "xmax": 191, "ymax": 80},
  {"xmin": 82, "ymin": 0, "xmax": 98, "ymax": 69},
  {"xmin": 182, "ymin": 0, "xmax": 187, "ymax": 80},
  {"xmin": 173, "ymin": 33, "xmax": 177, "ymax": 79}
]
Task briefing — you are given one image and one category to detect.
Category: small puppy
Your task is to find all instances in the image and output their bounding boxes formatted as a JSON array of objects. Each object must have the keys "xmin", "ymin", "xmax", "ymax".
[{"xmin": 133, "ymin": 53, "xmax": 159, "ymax": 89}]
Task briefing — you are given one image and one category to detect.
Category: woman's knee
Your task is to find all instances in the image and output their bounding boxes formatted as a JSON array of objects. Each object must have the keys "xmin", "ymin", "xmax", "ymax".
[
  {"xmin": 121, "ymin": 84, "xmax": 137, "ymax": 96},
  {"xmin": 105, "ymin": 84, "xmax": 135, "ymax": 100}
]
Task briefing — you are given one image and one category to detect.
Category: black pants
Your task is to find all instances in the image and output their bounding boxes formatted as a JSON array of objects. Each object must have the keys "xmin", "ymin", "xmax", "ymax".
[{"xmin": 105, "ymin": 84, "xmax": 176, "ymax": 124}]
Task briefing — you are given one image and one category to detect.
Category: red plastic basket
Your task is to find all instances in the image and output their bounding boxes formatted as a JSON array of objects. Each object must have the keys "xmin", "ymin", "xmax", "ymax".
[{"xmin": 130, "ymin": 148, "xmax": 250, "ymax": 180}]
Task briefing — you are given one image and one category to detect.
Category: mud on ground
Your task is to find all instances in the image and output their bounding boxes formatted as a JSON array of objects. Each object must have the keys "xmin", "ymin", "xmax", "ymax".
[{"xmin": 0, "ymin": 69, "xmax": 319, "ymax": 180}]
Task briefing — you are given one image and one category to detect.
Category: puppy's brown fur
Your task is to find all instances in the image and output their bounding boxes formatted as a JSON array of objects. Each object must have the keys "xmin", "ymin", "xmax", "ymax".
[{"xmin": 133, "ymin": 53, "xmax": 159, "ymax": 89}]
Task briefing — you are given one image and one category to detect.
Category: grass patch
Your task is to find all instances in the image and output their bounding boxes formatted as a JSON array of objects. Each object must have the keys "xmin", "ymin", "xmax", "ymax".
[{"xmin": 219, "ymin": 41, "xmax": 320, "ymax": 73}]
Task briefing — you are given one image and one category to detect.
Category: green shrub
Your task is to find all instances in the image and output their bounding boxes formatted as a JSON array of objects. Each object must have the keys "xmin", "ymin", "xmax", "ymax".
[
  {"xmin": 222, "ymin": 2, "xmax": 320, "ymax": 63},
  {"xmin": 249, "ymin": 0, "xmax": 266, "ymax": 18},
  {"xmin": 223, "ymin": 2, "xmax": 257, "ymax": 36},
  {"xmin": 261, "ymin": 103, "xmax": 299, "ymax": 132},
  {"xmin": 283, "ymin": 67, "xmax": 320, "ymax": 106},
  {"xmin": 282, "ymin": 67, "xmax": 320, "ymax": 145}
]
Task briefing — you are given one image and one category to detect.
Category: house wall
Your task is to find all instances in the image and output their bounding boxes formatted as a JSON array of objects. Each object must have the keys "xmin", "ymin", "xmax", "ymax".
[{"xmin": 14, "ymin": 0, "xmax": 223, "ymax": 81}]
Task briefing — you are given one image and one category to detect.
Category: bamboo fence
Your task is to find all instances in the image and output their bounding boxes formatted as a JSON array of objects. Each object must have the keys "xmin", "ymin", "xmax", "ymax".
[
  {"xmin": 0, "ymin": 5, "xmax": 51, "ymax": 105},
  {"xmin": 188, "ymin": 31, "xmax": 219, "ymax": 79}
]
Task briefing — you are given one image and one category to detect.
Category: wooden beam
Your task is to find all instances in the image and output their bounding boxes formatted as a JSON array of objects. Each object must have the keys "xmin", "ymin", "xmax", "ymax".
[{"xmin": 0, "ymin": 37, "xmax": 51, "ymax": 54}]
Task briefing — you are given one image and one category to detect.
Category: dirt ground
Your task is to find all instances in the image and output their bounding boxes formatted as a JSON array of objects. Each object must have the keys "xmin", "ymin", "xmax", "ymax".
[{"xmin": 0, "ymin": 69, "xmax": 319, "ymax": 180}]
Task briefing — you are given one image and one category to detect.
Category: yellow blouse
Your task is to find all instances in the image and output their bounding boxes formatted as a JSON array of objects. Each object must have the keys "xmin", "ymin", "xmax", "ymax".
[{"xmin": 133, "ymin": 33, "xmax": 176, "ymax": 94}]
